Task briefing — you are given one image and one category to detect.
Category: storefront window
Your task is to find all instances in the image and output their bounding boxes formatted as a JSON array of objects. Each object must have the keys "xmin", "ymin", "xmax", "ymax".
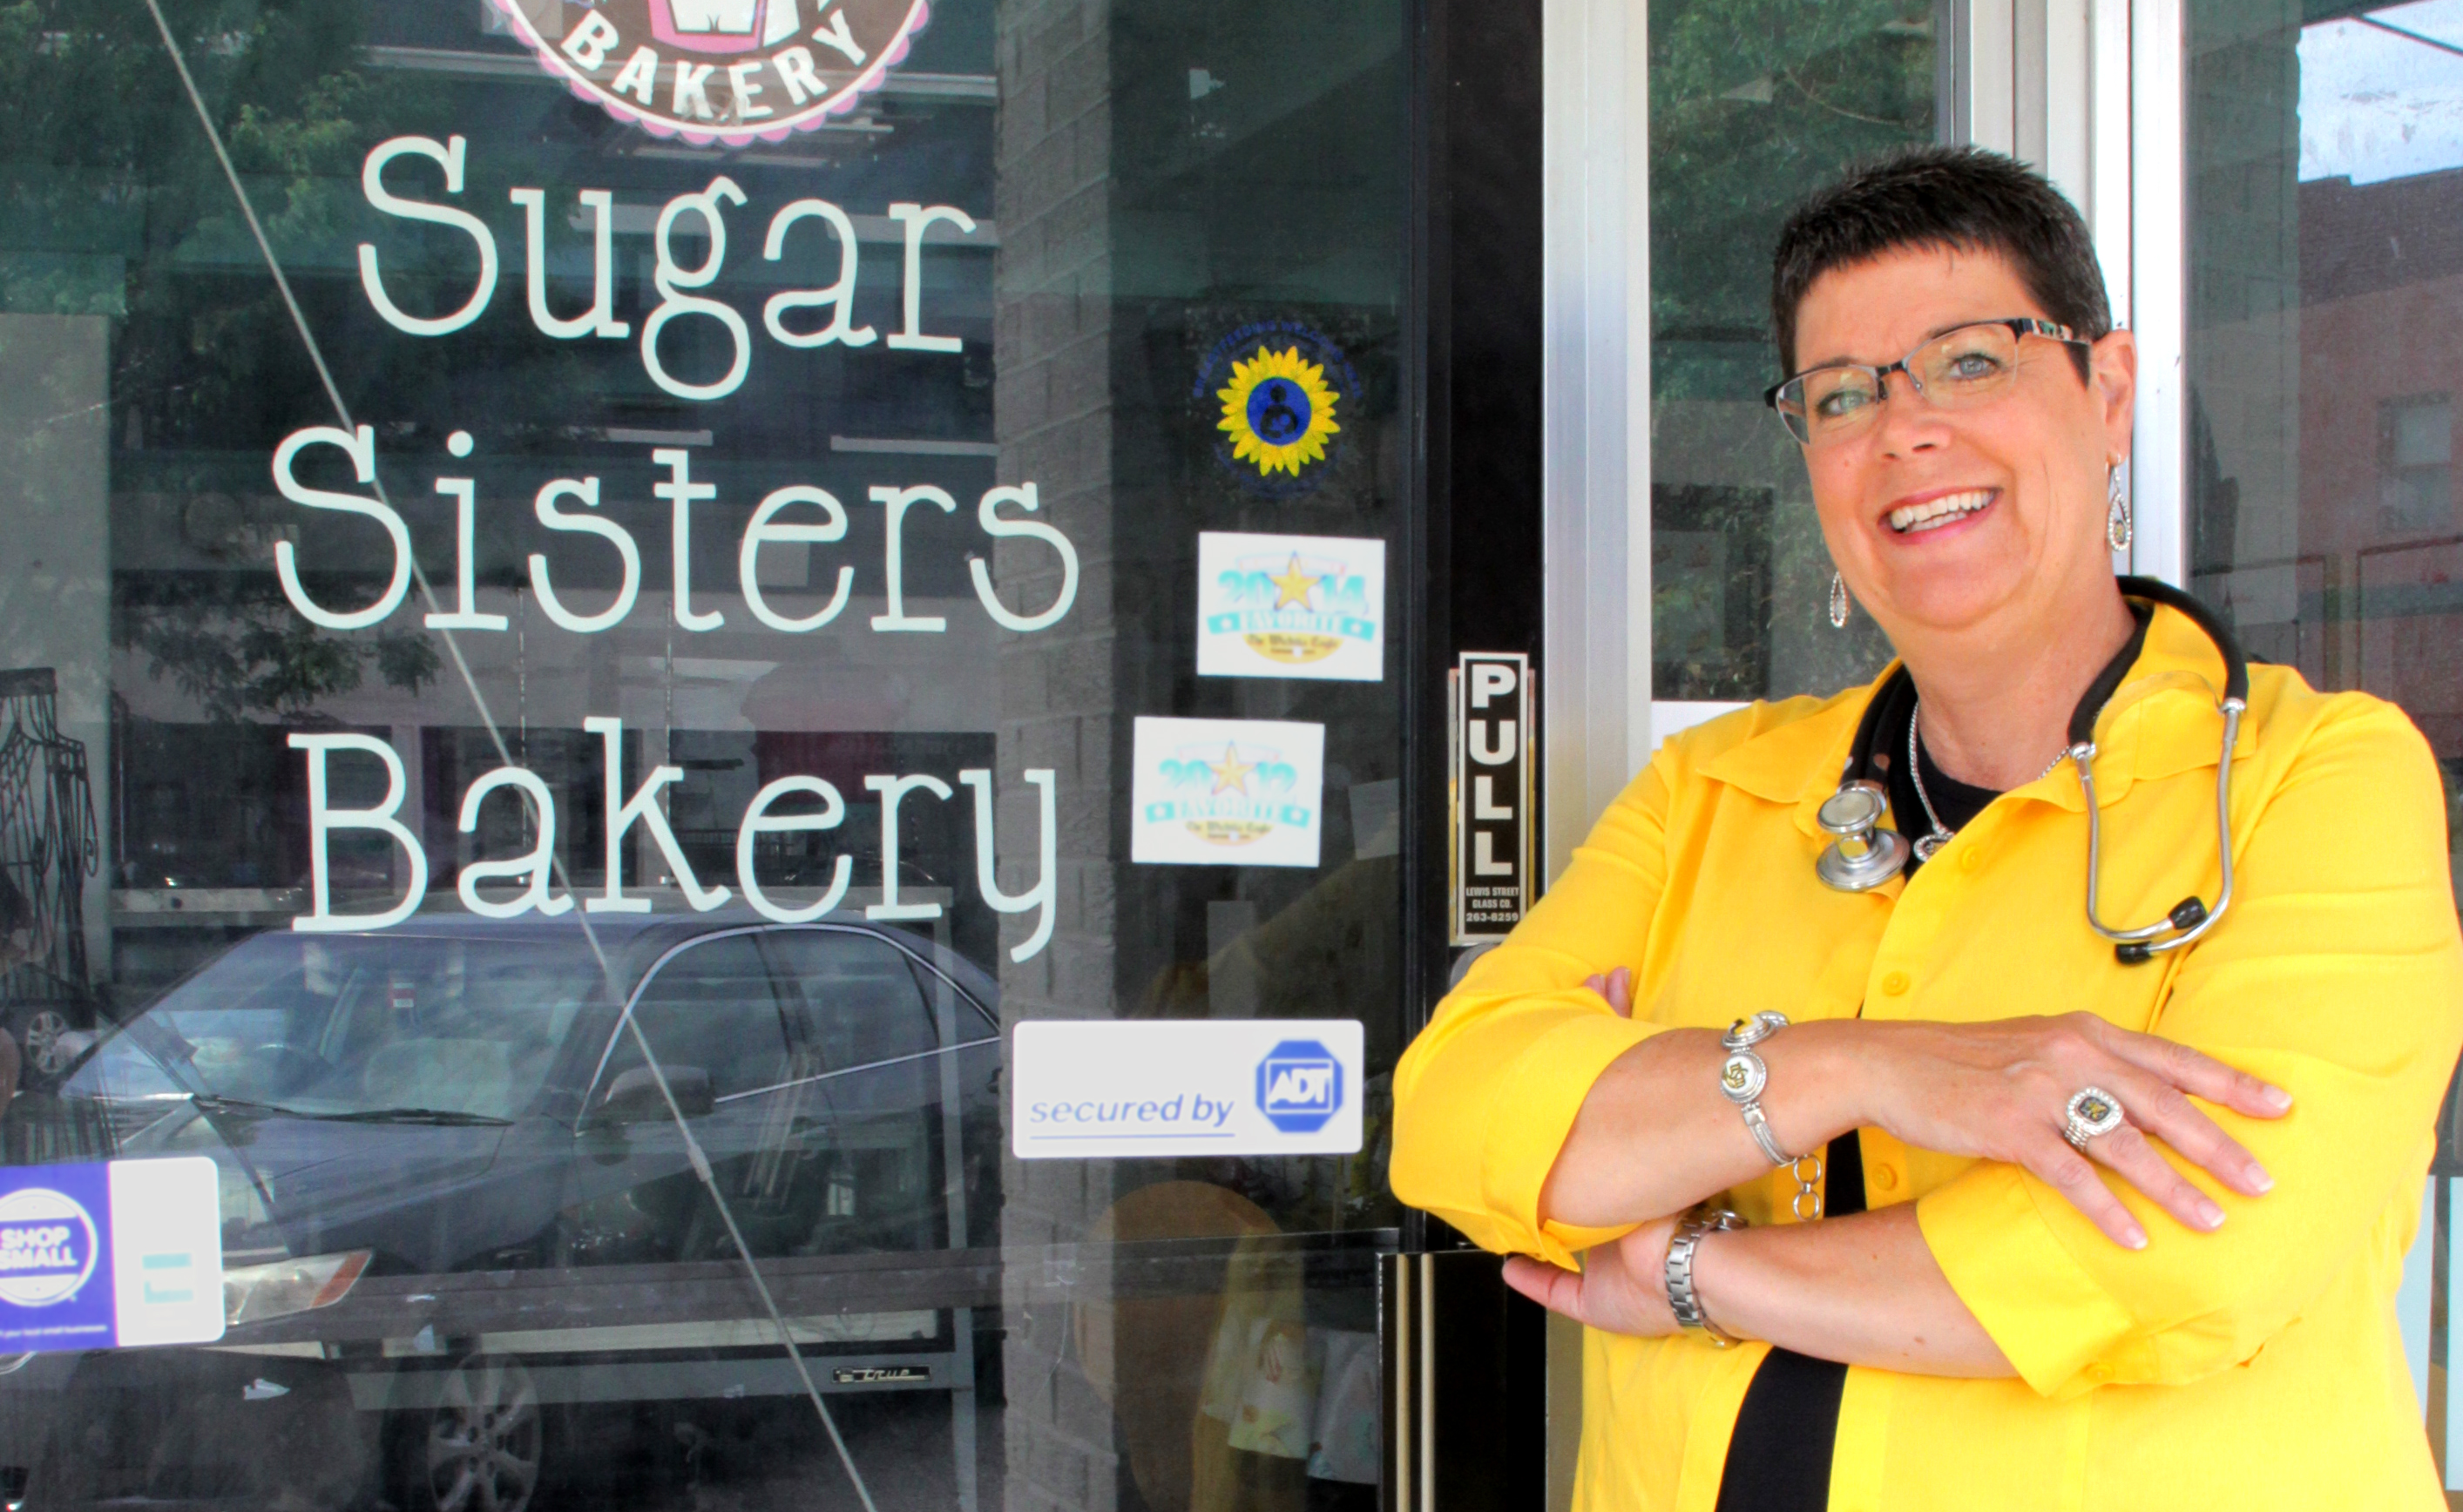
[
  {"xmin": 1648, "ymin": 0, "xmax": 1942, "ymax": 704},
  {"xmin": 2183, "ymin": 0, "xmax": 2463, "ymax": 1474},
  {"xmin": 0, "ymin": 0, "xmax": 1412, "ymax": 1505}
]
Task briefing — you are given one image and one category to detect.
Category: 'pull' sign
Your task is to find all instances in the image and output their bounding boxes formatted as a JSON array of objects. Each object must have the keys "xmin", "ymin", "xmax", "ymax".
[{"xmin": 1451, "ymin": 651, "xmax": 1534, "ymax": 944}]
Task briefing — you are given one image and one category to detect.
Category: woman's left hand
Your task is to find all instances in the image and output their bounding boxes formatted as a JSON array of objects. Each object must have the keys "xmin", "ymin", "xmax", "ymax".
[{"xmin": 1501, "ymin": 1213, "xmax": 1684, "ymax": 1336}]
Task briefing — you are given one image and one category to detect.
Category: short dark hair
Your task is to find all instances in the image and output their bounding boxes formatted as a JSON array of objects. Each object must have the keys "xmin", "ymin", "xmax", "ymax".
[{"xmin": 1769, "ymin": 145, "xmax": 2112, "ymax": 381}]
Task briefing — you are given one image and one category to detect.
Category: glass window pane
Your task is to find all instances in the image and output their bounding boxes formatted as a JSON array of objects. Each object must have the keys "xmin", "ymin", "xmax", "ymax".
[{"xmin": 1648, "ymin": 0, "xmax": 1943, "ymax": 701}]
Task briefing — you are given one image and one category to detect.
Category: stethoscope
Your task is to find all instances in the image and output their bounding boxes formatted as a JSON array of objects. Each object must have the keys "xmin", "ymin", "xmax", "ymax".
[{"xmin": 1813, "ymin": 577, "xmax": 2250, "ymax": 964}]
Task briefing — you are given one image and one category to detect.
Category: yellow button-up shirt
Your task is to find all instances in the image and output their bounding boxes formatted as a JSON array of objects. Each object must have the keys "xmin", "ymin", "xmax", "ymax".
[{"xmin": 1393, "ymin": 604, "xmax": 2463, "ymax": 1510}]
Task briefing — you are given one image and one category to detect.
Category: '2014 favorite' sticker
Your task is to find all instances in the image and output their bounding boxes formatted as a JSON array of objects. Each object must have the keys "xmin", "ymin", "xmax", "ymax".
[
  {"xmin": 1130, "ymin": 718, "xmax": 1325, "ymax": 867},
  {"xmin": 1195, "ymin": 533, "xmax": 1385, "ymax": 683}
]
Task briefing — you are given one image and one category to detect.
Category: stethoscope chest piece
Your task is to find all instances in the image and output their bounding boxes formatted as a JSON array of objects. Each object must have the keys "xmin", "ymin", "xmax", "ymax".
[{"xmin": 1815, "ymin": 780, "xmax": 1910, "ymax": 892}]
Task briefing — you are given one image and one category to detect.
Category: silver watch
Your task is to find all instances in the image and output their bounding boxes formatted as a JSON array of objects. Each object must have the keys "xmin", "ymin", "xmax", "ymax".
[{"xmin": 1664, "ymin": 1207, "xmax": 1748, "ymax": 1347}]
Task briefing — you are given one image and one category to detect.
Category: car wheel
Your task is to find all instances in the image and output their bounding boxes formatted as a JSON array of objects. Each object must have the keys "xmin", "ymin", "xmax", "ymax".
[
  {"xmin": 19, "ymin": 1009, "xmax": 70, "ymax": 1079},
  {"xmin": 417, "ymin": 1353, "xmax": 544, "ymax": 1512}
]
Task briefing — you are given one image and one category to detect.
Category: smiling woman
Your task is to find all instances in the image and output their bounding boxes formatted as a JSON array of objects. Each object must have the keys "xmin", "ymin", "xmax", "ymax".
[{"xmin": 1393, "ymin": 147, "xmax": 2463, "ymax": 1512}]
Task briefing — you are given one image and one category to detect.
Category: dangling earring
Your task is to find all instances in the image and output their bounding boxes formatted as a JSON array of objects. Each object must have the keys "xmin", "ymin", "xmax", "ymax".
[
  {"xmin": 1828, "ymin": 570, "xmax": 1850, "ymax": 629},
  {"xmin": 2107, "ymin": 462, "xmax": 2133, "ymax": 554}
]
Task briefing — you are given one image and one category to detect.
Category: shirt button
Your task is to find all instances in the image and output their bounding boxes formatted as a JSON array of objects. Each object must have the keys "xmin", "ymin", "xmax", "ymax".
[
  {"xmin": 1880, "ymin": 970, "xmax": 1911, "ymax": 996},
  {"xmin": 1959, "ymin": 847, "xmax": 1982, "ymax": 872},
  {"xmin": 2087, "ymin": 1363, "xmax": 2115, "ymax": 1384},
  {"xmin": 1871, "ymin": 1164, "xmax": 1900, "ymax": 1192}
]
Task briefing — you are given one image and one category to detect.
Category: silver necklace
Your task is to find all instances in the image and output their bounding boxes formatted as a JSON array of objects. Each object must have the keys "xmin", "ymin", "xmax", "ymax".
[{"xmin": 1906, "ymin": 700, "xmax": 2071, "ymax": 861}]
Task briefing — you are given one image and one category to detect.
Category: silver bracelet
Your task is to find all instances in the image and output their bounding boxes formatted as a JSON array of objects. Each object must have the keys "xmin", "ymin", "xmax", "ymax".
[
  {"xmin": 1664, "ymin": 1207, "xmax": 1748, "ymax": 1347},
  {"xmin": 1720, "ymin": 1012, "xmax": 1824, "ymax": 1221}
]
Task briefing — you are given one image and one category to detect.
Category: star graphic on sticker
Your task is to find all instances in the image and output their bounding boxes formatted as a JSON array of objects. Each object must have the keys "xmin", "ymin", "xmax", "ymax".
[
  {"xmin": 1267, "ymin": 555, "xmax": 1322, "ymax": 611},
  {"xmin": 1208, "ymin": 744, "xmax": 1256, "ymax": 795}
]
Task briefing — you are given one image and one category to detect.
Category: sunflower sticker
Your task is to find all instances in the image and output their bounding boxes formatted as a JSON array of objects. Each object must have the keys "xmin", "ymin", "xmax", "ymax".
[{"xmin": 1194, "ymin": 321, "xmax": 1360, "ymax": 497}]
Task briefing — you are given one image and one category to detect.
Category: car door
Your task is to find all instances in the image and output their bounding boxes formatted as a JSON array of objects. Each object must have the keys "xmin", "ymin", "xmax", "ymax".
[
  {"xmin": 759, "ymin": 928, "xmax": 993, "ymax": 1258},
  {"xmin": 556, "ymin": 932, "xmax": 805, "ymax": 1266}
]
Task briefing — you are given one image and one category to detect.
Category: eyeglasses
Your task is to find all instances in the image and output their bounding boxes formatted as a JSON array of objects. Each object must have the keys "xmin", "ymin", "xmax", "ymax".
[{"xmin": 1762, "ymin": 318, "xmax": 2087, "ymax": 447}]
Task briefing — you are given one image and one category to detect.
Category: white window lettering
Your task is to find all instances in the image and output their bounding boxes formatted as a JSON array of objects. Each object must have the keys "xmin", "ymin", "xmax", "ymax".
[
  {"xmin": 885, "ymin": 202, "xmax": 976, "ymax": 353},
  {"xmin": 642, "ymin": 177, "xmax": 752, "ymax": 402},
  {"xmin": 672, "ymin": 59, "xmax": 718, "ymax": 119},
  {"xmin": 812, "ymin": 3, "xmax": 867, "ymax": 64},
  {"xmin": 968, "ymin": 483, "xmax": 1077, "ymax": 632},
  {"xmin": 654, "ymin": 447, "xmax": 724, "ymax": 631},
  {"xmin": 358, "ymin": 136, "xmax": 499, "ymax": 337},
  {"xmin": 528, "ymin": 476, "xmax": 641, "ymax": 633},
  {"xmin": 740, "ymin": 485, "xmax": 855, "ymax": 632},
  {"xmin": 958, "ymin": 767, "xmax": 1057, "ymax": 962},
  {"xmin": 727, "ymin": 61, "xmax": 773, "ymax": 119},
  {"xmin": 582, "ymin": 717, "xmax": 731, "ymax": 914},
  {"xmin": 774, "ymin": 44, "xmax": 825, "ymax": 105},
  {"xmin": 736, "ymin": 776, "xmax": 852, "ymax": 923},
  {"xmin": 289, "ymin": 734, "xmax": 429, "ymax": 932},
  {"xmin": 457, "ymin": 768, "xmax": 572, "ymax": 919},
  {"xmin": 612, "ymin": 45, "xmax": 660, "ymax": 104},
  {"xmin": 509, "ymin": 187, "xmax": 630, "ymax": 340},
  {"xmin": 560, "ymin": 10, "xmax": 619, "ymax": 68},
  {"xmin": 868, "ymin": 484, "xmax": 957, "ymax": 631},
  {"xmin": 424, "ymin": 442, "xmax": 510, "ymax": 631},
  {"xmin": 272, "ymin": 423, "xmax": 410, "ymax": 631},
  {"xmin": 761, "ymin": 199, "xmax": 875, "ymax": 348},
  {"xmin": 863, "ymin": 774, "xmax": 952, "ymax": 921}
]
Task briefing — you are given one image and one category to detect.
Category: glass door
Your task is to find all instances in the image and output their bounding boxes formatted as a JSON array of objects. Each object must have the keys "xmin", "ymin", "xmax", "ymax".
[
  {"xmin": 2178, "ymin": 0, "xmax": 2463, "ymax": 1487},
  {"xmin": 0, "ymin": 0, "xmax": 1445, "ymax": 1506}
]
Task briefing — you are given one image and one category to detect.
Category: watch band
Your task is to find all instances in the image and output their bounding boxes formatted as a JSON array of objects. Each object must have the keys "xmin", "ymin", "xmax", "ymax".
[{"xmin": 1664, "ymin": 1208, "xmax": 1748, "ymax": 1347}]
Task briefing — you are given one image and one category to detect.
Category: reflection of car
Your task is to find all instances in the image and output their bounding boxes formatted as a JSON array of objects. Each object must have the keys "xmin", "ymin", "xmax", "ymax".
[{"xmin": 0, "ymin": 911, "xmax": 1004, "ymax": 1512}]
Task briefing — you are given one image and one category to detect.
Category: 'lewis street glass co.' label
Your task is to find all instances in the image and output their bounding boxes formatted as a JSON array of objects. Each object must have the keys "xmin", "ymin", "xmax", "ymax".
[
  {"xmin": 0, "ymin": 1159, "xmax": 222, "ymax": 1353},
  {"xmin": 1195, "ymin": 533, "xmax": 1386, "ymax": 683},
  {"xmin": 1012, "ymin": 1020, "xmax": 1363, "ymax": 1158},
  {"xmin": 489, "ymin": 0, "xmax": 931, "ymax": 145}
]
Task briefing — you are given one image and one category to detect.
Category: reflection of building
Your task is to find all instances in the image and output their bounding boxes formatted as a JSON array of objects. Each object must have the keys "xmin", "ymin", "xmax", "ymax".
[
  {"xmin": 2294, "ymin": 168, "xmax": 2463, "ymax": 760},
  {"xmin": 0, "ymin": 668, "xmax": 98, "ymax": 1073}
]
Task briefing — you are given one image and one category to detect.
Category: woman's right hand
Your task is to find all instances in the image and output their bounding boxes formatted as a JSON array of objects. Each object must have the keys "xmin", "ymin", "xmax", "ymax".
[
  {"xmin": 1576, "ymin": 971, "xmax": 2290, "ymax": 1249},
  {"xmin": 1857, "ymin": 1015, "xmax": 2290, "ymax": 1249}
]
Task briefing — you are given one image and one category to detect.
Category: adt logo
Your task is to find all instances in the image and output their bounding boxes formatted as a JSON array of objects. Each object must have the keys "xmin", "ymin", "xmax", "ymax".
[{"xmin": 1255, "ymin": 1039, "xmax": 1343, "ymax": 1134}]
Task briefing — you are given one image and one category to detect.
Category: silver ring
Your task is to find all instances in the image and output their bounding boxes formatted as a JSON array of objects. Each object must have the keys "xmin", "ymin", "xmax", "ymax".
[{"xmin": 2063, "ymin": 1086, "xmax": 2126, "ymax": 1151}]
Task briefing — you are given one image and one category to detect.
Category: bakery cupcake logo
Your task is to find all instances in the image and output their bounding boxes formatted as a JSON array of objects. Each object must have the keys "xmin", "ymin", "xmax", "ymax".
[
  {"xmin": 490, "ymin": 0, "xmax": 931, "ymax": 145},
  {"xmin": 1195, "ymin": 533, "xmax": 1386, "ymax": 683},
  {"xmin": 1194, "ymin": 321, "xmax": 1358, "ymax": 497}
]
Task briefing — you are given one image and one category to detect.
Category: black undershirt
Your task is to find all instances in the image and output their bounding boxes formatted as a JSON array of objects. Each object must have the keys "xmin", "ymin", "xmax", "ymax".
[{"xmin": 1711, "ymin": 696, "xmax": 2000, "ymax": 1512}]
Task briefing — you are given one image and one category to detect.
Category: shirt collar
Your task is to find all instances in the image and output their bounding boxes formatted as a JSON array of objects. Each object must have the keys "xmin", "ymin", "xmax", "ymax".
[{"xmin": 1696, "ymin": 601, "xmax": 2255, "ymax": 836}]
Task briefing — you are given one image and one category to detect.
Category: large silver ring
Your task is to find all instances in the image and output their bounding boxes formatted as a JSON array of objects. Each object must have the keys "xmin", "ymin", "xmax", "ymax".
[{"xmin": 2063, "ymin": 1087, "xmax": 2126, "ymax": 1151}]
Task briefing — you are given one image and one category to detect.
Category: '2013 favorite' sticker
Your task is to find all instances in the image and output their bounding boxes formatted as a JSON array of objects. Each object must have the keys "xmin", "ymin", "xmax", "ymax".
[
  {"xmin": 1195, "ymin": 533, "xmax": 1385, "ymax": 683},
  {"xmin": 1130, "ymin": 718, "xmax": 1325, "ymax": 867}
]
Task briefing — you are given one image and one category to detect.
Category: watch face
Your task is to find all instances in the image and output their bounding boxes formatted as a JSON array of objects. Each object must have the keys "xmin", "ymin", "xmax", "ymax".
[{"xmin": 1720, "ymin": 1051, "xmax": 1767, "ymax": 1103}]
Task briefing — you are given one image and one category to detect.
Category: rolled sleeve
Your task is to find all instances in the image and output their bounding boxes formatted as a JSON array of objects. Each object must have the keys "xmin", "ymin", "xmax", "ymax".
[
  {"xmin": 1918, "ymin": 698, "xmax": 2463, "ymax": 1397},
  {"xmin": 1392, "ymin": 759, "xmax": 1679, "ymax": 1265}
]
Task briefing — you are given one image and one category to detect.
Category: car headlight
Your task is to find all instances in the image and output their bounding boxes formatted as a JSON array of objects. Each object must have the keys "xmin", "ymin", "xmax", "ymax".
[{"xmin": 223, "ymin": 1251, "xmax": 371, "ymax": 1328}]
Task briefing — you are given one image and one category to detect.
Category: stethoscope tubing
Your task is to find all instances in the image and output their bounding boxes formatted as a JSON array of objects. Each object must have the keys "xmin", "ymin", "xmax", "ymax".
[{"xmin": 1823, "ymin": 576, "xmax": 2251, "ymax": 962}]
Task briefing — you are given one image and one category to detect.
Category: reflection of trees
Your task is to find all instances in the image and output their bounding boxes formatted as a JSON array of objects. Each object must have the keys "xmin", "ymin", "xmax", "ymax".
[
  {"xmin": 1649, "ymin": 0, "xmax": 1935, "ymax": 398},
  {"xmin": 115, "ymin": 575, "xmax": 437, "ymax": 723}
]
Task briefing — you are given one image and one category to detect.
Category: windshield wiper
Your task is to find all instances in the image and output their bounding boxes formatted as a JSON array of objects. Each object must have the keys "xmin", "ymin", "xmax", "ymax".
[{"xmin": 190, "ymin": 1095, "xmax": 511, "ymax": 1127}]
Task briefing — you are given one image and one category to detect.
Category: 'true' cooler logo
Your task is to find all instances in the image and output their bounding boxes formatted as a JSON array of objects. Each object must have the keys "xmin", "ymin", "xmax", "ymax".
[
  {"xmin": 0, "ymin": 1188, "xmax": 97, "ymax": 1308},
  {"xmin": 489, "ymin": 0, "xmax": 931, "ymax": 145},
  {"xmin": 1255, "ymin": 1039, "xmax": 1343, "ymax": 1134}
]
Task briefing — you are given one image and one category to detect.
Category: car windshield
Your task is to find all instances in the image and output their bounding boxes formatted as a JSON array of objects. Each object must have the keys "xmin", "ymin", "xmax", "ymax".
[{"xmin": 66, "ymin": 933, "xmax": 618, "ymax": 1122}]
